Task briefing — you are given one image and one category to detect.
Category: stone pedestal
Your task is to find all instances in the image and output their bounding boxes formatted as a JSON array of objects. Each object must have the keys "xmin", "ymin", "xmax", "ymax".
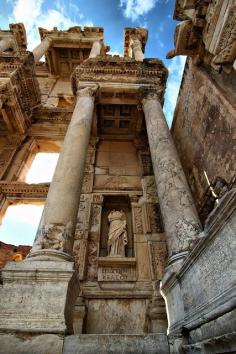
[
  {"xmin": 142, "ymin": 91, "xmax": 201, "ymax": 261},
  {"xmin": 33, "ymin": 37, "xmax": 52, "ymax": 62},
  {"xmin": 0, "ymin": 259, "xmax": 78, "ymax": 334}
]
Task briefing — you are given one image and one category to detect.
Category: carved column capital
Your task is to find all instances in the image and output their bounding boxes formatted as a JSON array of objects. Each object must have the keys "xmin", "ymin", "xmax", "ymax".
[
  {"xmin": 139, "ymin": 87, "xmax": 162, "ymax": 104},
  {"xmin": 76, "ymin": 84, "xmax": 99, "ymax": 98}
]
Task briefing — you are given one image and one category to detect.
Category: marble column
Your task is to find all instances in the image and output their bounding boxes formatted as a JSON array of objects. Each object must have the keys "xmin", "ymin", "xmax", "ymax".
[
  {"xmin": 142, "ymin": 91, "xmax": 202, "ymax": 261},
  {"xmin": 132, "ymin": 39, "xmax": 144, "ymax": 61},
  {"xmin": 0, "ymin": 37, "xmax": 14, "ymax": 53},
  {"xmin": 89, "ymin": 41, "xmax": 102, "ymax": 58},
  {"xmin": 32, "ymin": 37, "xmax": 52, "ymax": 62},
  {"xmin": 30, "ymin": 85, "xmax": 98, "ymax": 257}
]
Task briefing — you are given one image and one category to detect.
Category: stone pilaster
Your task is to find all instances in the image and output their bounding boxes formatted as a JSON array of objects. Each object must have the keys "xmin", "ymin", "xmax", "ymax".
[
  {"xmin": 132, "ymin": 39, "xmax": 144, "ymax": 61},
  {"xmin": 32, "ymin": 37, "xmax": 52, "ymax": 62},
  {"xmin": 89, "ymin": 41, "xmax": 102, "ymax": 58},
  {"xmin": 30, "ymin": 85, "xmax": 98, "ymax": 258},
  {"xmin": 0, "ymin": 37, "xmax": 14, "ymax": 53},
  {"xmin": 142, "ymin": 90, "xmax": 202, "ymax": 262}
]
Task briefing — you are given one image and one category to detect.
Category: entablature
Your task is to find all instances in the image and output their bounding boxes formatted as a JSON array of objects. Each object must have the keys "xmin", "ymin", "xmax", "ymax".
[
  {"xmin": 38, "ymin": 26, "xmax": 107, "ymax": 77},
  {"xmin": 0, "ymin": 52, "xmax": 41, "ymax": 134},
  {"xmin": 72, "ymin": 56, "xmax": 168, "ymax": 102}
]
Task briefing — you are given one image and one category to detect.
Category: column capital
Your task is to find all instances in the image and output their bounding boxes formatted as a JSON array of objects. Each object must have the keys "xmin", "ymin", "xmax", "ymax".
[
  {"xmin": 139, "ymin": 87, "xmax": 162, "ymax": 103},
  {"xmin": 76, "ymin": 84, "xmax": 99, "ymax": 98}
]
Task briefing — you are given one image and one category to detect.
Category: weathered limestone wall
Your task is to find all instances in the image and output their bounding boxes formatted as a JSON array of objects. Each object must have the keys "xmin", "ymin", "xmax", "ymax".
[
  {"xmin": 171, "ymin": 59, "xmax": 236, "ymax": 213},
  {"xmin": 163, "ymin": 188, "xmax": 236, "ymax": 353}
]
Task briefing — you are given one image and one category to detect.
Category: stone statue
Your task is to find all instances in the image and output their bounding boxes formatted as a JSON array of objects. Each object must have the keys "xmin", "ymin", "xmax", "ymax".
[{"xmin": 107, "ymin": 210, "xmax": 128, "ymax": 257}]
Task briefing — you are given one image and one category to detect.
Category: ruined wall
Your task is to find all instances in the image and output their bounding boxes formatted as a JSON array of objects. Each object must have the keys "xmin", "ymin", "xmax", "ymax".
[{"xmin": 171, "ymin": 58, "xmax": 236, "ymax": 218}]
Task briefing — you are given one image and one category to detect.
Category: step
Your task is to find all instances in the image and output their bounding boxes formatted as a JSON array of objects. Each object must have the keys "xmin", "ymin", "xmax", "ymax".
[{"xmin": 63, "ymin": 334, "xmax": 169, "ymax": 354}]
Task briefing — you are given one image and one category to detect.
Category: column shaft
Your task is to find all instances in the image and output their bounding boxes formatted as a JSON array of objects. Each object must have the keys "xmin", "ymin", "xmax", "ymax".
[
  {"xmin": 0, "ymin": 37, "xmax": 14, "ymax": 53},
  {"xmin": 33, "ymin": 37, "xmax": 52, "ymax": 62},
  {"xmin": 31, "ymin": 85, "xmax": 98, "ymax": 255},
  {"xmin": 142, "ymin": 94, "xmax": 201, "ymax": 259},
  {"xmin": 132, "ymin": 39, "xmax": 144, "ymax": 61},
  {"xmin": 89, "ymin": 41, "xmax": 102, "ymax": 58}
]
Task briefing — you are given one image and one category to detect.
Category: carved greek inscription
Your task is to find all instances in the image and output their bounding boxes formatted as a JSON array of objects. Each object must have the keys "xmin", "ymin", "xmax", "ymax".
[{"xmin": 98, "ymin": 265, "xmax": 135, "ymax": 281}]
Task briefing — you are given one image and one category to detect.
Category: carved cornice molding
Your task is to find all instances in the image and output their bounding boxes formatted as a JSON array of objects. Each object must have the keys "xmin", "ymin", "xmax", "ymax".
[
  {"xmin": 0, "ymin": 181, "xmax": 49, "ymax": 200},
  {"xmin": 39, "ymin": 26, "xmax": 104, "ymax": 43},
  {"xmin": 72, "ymin": 57, "xmax": 168, "ymax": 97},
  {"xmin": 170, "ymin": 0, "xmax": 236, "ymax": 72}
]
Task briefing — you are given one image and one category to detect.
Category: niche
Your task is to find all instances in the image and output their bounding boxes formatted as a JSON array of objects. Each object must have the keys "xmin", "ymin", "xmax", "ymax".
[{"xmin": 100, "ymin": 195, "xmax": 134, "ymax": 257}]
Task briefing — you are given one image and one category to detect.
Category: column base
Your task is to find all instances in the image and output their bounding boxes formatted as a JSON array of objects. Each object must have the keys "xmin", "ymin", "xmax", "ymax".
[
  {"xmin": 28, "ymin": 248, "xmax": 74, "ymax": 262},
  {"xmin": 0, "ymin": 257, "xmax": 79, "ymax": 334}
]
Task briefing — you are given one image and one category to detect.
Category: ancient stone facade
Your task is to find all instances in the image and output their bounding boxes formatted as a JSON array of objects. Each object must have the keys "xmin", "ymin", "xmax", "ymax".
[{"xmin": 0, "ymin": 1, "xmax": 235, "ymax": 352}]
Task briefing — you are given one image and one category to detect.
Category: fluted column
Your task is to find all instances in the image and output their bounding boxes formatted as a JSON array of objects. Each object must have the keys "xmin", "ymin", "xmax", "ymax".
[
  {"xmin": 0, "ymin": 37, "xmax": 14, "ymax": 53},
  {"xmin": 33, "ymin": 37, "xmax": 52, "ymax": 62},
  {"xmin": 89, "ymin": 41, "xmax": 102, "ymax": 58},
  {"xmin": 142, "ymin": 91, "xmax": 201, "ymax": 262},
  {"xmin": 30, "ymin": 85, "xmax": 98, "ymax": 258},
  {"xmin": 132, "ymin": 39, "xmax": 144, "ymax": 61}
]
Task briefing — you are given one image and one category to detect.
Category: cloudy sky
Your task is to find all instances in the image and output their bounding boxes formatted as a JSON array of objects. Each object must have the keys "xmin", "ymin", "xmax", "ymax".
[{"xmin": 0, "ymin": 0, "xmax": 185, "ymax": 246}]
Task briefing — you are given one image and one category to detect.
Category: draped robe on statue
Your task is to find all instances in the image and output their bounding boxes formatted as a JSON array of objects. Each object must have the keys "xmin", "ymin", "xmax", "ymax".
[{"xmin": 107, "ymin": 210, "xmax": 128, "ymax": 257}]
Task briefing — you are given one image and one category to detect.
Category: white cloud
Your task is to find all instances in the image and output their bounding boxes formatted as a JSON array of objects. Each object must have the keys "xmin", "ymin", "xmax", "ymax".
[
  {"xmin": 164, "ymin": 56, "xmax": 186, "ymax": 127},
  {"xmin": 120, "ymin": 0, "xmax": 158, "ymax": 22},
  {"xmin": 9, "ymin": 0, "xmax": 93, "ymax": 50}
]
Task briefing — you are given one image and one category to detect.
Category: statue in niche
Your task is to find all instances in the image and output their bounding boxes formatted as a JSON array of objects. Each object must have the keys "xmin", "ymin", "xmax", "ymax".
[{"xmin": 107, "ymin": 210, "xmax": 128, "ymax": 257}]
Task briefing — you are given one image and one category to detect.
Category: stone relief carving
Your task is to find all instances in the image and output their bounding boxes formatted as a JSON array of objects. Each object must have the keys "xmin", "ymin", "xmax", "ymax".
[
  {"xmin": 82, "ymin": 173, "xmax": 93, "ymax": 193},
  {"xmin": 87, "ymin": 241, "xmax": 99, "ymax": 280},
  {"xmin": 132, "ymin": 206, "xmax": 143, "ymax": 234},
  {"xmin": 149, "ymin": 242, "xmax": 167, "ymax": 280},
  {"xmin": 142, "ymin": 176, "xmax": 158, "ymax": 203},
  {"xmin": 107, "ymin": 210, "xmax": 128, "ymax": 257},
  {"xmin": 148, "ymin": 203, "xmax": 164, "ymax": 234},
  {"xmin": 32, "ymin": 222, "xmax": 73, "ymax": 253},
  {"xmin": 175, "ymin": 218, "xmax": 202, "ymax": 252}
]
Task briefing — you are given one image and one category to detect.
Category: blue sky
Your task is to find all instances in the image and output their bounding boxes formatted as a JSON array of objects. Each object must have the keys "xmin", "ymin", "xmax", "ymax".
[{"xmin": 0, "ymin": 0, "xmax": 186, "ymax": 246}]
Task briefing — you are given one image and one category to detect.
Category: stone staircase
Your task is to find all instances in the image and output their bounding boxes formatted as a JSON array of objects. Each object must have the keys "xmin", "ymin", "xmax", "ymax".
[{"xmin": 63, "ymin": 334, "xmax": 169, "ymax": 354}]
